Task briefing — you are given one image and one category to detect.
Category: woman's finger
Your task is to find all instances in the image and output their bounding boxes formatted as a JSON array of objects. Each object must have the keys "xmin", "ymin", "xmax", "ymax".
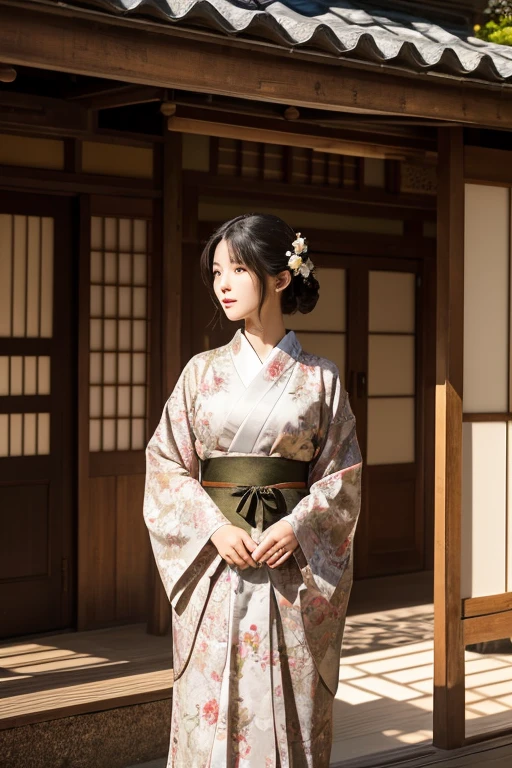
[
  {"xmin": 241, "ymin": 531, "xmax": 257, "ymax": 553},
  {"xmin": 259, "ymin": 540, "xmax": 286, "ymax": 564},
  {"xmin": 252, "ymin": 535, "xmax": 277, "ymax": 562},
  {"xmin": 234, "ymin": 544, "xmax": 258, "ymax": 569},
  {"xmin": 268, "ymin": 549, "xmax": 293, "ymax": 569},
  {"xmin": 266, "ymin": 547, "xmax": 286, "ymax": 565},
  {"xmin": 229, "ymin": 548, "xmax": 247, "ymax": 569}
]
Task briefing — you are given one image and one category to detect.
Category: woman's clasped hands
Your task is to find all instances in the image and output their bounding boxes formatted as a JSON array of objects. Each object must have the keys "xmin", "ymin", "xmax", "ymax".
[{"xmin": 210, "ymin": 519, "xmax": 298, "ymax": 570}]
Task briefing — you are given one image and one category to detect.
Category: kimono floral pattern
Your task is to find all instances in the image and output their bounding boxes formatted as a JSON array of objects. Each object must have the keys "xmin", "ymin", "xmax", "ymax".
[{"xmin": 144, "ymin": 329, "xmax": 362, "ymax": 767}]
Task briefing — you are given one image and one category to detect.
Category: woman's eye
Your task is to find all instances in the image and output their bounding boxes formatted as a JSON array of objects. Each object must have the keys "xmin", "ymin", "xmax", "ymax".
[
  {"xmin": 235, "ymin": 267, "xmax": 246, "ymax": 274},
  {"xmin": 212, "ymin": 270, "xmax": 220, "ymax": 278}
]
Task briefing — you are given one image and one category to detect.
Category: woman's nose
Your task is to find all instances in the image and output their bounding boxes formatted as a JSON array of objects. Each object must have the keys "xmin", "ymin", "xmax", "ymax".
[{"xmin": 219, "ymin": 274, "xmax": 231, "ymax": 291}]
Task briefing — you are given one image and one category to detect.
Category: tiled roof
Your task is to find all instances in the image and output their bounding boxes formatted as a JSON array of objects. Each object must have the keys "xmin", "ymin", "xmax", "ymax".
[{"xmin": 50, "ymin": 0, "xmax": 512, "ymax": 83}]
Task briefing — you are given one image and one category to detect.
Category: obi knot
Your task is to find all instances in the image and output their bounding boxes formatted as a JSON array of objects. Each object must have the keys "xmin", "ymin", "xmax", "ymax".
[{"xmin": 231, "ymin": 485, "xmax": 288, "ymax": 530}]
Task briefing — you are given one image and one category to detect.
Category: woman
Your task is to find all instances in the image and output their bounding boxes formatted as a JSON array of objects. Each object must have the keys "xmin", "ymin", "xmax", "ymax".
[{"xmin": 144, "ymin": 213, "xmax": 362, "ymax": 768}]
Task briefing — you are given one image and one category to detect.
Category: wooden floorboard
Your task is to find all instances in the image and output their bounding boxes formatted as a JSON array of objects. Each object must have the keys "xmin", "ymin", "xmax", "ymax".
[
  {"xmin": 332, "ymin": 604, "xmax": 512, "ymax": 766},
  {"xmin": 0, "ymin": 625, "xmax": 172, "ymax": 729}
]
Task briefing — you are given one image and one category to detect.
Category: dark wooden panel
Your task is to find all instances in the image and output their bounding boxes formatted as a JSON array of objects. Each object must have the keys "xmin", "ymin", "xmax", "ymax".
[
  {"xmin": 0, "ymin": 395, "xmax": 50, "ymax": 413},
  {"xmin": 0, "ymin": 483, "xmax": 49, "ymax": 580},
  {"xmin": 116, "ymin": 474, "xmax": 150, "ymax": 621},
  {"xmin": 82, "ymin": 474, "xmax": 152, "ymax": 628},
  {"xmin": 90, "ymin": 196, "xmax": 153, "ymax": 218},
  {"xmin": 464, "ymin": 146, "xmax": 512, "ymax": 186},
  {"xmin": 0, "ymin": 456, "xmax": 51, "ymax": 482},
  {"xmin": 89, "ymin": 451, "xmax": 145, "ymax": 477},
  {"xmin": 85, "ymin": 476, "xmax": 117, "ymax": 626},
  {"xmin": 365, "ymin": 463, "xmax": 420, "ymax": 575}
]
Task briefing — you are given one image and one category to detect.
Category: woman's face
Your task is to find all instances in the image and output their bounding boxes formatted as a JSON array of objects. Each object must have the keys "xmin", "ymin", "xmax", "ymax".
[{"xmin": 212, "ymin": 239, "xmax": 266, "ymax": 323}]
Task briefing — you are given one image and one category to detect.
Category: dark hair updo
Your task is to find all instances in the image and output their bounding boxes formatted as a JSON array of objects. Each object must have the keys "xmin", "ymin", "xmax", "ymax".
[{"xmin": 200, "ymin": 213, "xmax": 320, "ymax": 318}]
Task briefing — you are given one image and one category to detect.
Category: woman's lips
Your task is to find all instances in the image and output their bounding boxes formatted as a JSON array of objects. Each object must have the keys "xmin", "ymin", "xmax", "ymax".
[{"xmin": 222, "ymin": 299, "xmax": 236, "ymax": 305}]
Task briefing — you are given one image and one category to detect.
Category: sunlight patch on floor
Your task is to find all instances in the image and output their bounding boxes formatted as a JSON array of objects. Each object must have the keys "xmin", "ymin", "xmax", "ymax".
[{"xmin": 330, "ymin": 605, "xmax": 512, "ymax": 765}]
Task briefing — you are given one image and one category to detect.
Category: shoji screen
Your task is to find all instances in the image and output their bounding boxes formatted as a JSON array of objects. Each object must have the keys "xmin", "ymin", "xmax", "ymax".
[
  {"xmin": 462, "ymin": 184, "xmax": 512, "ymax": 597},
  {"xmin": 367, "ymin": 271, "xmax": 416, "ymax": 466},
  {"xmin": 285, "ymin": 267, "xmax": 346, "ymax": 385},
  {"xmin": 89, "ymin": 215, "xmax": 150, "ymax": 453},
  {"xmin": 0, "ymin": 214, "xmax": 53, "ymax": 457},
  {"xmin": 80, "ymin": 200, "xmax": 154, "ymax": 630}
]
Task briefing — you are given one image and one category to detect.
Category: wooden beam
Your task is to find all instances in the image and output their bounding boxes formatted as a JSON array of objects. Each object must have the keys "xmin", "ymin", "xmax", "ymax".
[
  {"xmin": 0, "ymin": 91, "xmax": 89, "ymax": 134},
  {"xmin": 433, "ymin": 128, "xmax": 465, "ymax": 751},
  {"xmin": 72, "ymin": 85, "xmax": 165, "ymax": 111},
  {"xmin": 174, "ymin": 103, "xmax": 437, "ymax": 153},
  {"xmin": 463, "ymin": 412, "xmax": 512, "ymax": 422},
  {"xmin": 167, "ymin": 115, "xmax": 433, "ymax": 162},
  {"xmin": 0, "ymin": 165, "xmax": 159, "ymax": 198},
  {"xmin": 184, "ymin": 170, "xmax": 436, "ymax": 217},
  {"xmin": 464, "ymin": 609, "xmax": 512, "ymax": 646},
  {"xmin": 1, "ymin": 3, "xmax": 512, "ymax": 128},
  {"xmin": 463, "ymin": 592, "xmax": 512, "ymax": 619},
  {"xmin": 464, "ymin": 146, "xmax": 512, "ymax": 186}
]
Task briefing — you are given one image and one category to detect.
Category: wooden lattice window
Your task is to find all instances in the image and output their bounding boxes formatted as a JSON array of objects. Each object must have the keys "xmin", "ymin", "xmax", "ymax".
[
  {"xmin": 0, "ymin": 215, "xmax": 54, "ymax": 338},
  {"xmin": 89, "ymin": 215, "xmax": 150, "ymax": 452},
  {"xmin": 0, "ymin": 412, "xmax": 50, "ymax": 457},
  {"xmin": 0, "ymin": 214, "xmax": 54, "ymax": 457},
  {"xmin": 215, "ymin": 138, "xmax": 361, "ymax": 189}
]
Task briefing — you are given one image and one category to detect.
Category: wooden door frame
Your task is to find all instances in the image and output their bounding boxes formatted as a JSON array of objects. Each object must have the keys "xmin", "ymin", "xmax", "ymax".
[
  {"xmin": 77, "ymin": 193, "xmax": 160, "ymax": 631},
  {"xmin": 0, "ymin": 189, "xmax": 76, "ymax": 635},
  {"xmin": 433, "ymin": 132, "xmax": 512, "ymax": 750},
  {"xmin": 315, "ymin": 252, "xmax": 426, "ymax": 579}
]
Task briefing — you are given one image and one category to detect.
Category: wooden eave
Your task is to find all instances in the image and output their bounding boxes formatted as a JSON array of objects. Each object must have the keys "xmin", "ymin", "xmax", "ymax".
[{"xmin": 1, "ymin": 1, "xmax": 512, "ymax": 130}]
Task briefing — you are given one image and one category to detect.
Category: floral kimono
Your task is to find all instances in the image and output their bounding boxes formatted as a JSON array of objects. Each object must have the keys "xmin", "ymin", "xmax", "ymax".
[{"xmin": 144, "ymin": 329, "xmax": 362, "ymax": 768}]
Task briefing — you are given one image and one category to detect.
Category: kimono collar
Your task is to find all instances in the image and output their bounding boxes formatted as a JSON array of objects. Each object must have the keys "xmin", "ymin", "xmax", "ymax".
[{"xmin": 230, "ymin": 328, "xmax": 302, "ymax": 388}]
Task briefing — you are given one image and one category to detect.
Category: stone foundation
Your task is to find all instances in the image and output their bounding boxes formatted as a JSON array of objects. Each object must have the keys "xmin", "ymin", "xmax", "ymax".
[{"xmin": 0, "ymin": 698, "xmax": 171, "ymax": 768}]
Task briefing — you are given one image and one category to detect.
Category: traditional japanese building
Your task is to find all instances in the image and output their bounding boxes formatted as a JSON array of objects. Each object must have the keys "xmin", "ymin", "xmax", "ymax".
[{"xmin": 1, "ymin": 0, "xmax": 512, "ymax": 765}]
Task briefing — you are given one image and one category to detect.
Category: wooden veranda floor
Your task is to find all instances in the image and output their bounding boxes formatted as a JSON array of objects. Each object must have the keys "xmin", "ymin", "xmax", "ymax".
[
  {"xmin": 1, "ymin": 572, "xmax": 512, "ymax": 766},
  {"xmin": 332, "ymin": 603, "xmax": 512, "ymax": 765},
  {"xmin": 0, "ymin": 625, "xmax": 172, "ymax": 729}
]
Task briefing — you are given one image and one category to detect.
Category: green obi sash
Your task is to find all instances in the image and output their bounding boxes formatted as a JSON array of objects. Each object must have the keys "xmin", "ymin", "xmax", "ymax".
[{"xmin": 201, "ymin": 456, "xmax": 309, "ymax": 533}]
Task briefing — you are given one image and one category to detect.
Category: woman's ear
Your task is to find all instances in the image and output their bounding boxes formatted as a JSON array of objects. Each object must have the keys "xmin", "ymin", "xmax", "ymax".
[{"xmin": 275, "ymin": 269, "xmax": 292, "ymax": 293}]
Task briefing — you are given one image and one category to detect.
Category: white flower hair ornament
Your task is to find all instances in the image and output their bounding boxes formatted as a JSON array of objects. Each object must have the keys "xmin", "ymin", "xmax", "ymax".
[{"xmin": 286, "ymin": 233, "xmax": 315, "ymax": 280}]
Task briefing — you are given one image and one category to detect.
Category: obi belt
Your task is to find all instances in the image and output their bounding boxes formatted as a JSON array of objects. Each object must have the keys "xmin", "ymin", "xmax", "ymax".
[{"xmin": 201, "ymin": 456, "xmax": 309, "ymax": 534}]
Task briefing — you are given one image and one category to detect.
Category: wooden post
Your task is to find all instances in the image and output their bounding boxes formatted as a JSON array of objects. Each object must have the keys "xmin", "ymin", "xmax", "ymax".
[
  {"xmin": 433, "ymin": 128, "xmax": 465, "ymax": 749},
  {"xmin": 147, "ymin": 130, "xmax": 183, "ymax": 635},
  {"xmin": 77, "ymin": 195, "xmax": 91, "ymax": 630}
]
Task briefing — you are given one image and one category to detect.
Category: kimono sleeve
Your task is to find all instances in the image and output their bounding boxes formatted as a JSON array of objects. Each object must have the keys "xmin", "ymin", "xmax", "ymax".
[
  {"xmin": 143, "ymin": 360, "xmax": 229, "ymax": 605},
  {"xmin": 283, "ymin": 373, "xmax": 362, "ymax": 602}
]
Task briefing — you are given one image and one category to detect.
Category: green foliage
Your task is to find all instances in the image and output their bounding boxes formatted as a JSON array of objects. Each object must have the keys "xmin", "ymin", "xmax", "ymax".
[
  {"xmin": 474, "ymin": 2, "xmax": 512, "ymax": 45},
  {"xmin": 475, "ymin": 19, "xmax": 512, "ymax": 45}
]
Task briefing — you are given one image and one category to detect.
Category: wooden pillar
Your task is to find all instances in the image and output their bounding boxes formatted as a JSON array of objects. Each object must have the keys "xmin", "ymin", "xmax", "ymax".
[
  {"xmin": 433, "ymin": 127, "xmax": 465, "ymax": 749},
  {"xmin": 77, "ymin": 194, "xmax": 91, "ymax": 631},
  {"xmin": 147, "ymin": 130, "xmax": 183, "ymax": 636}
]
